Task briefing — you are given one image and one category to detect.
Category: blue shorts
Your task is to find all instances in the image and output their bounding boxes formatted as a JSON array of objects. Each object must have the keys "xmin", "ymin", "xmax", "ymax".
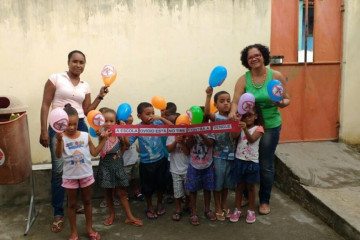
[
  {"xmin": 213, "ymin": 158, "xmax": 234, "ymax": 191},
  {"xmin": 185, "ymin": 163, "xmax": 215, "ymax": 192},
  {"xmin": 231, "ymin": 159, "xmax": 260, "ymax": 183}
]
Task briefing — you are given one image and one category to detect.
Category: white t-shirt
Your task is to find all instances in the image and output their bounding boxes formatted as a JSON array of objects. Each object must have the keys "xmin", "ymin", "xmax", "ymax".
[
  {"xmin": 49, "ymin": 72, "xmax": 91, "ymax": 118},
  {"xmin": 123, "ymin": 142, "xmax": 139, "ymax": 166},
  {"xmin": 62, "ymin": 131, "xmax": 93, "ymax": 179},
  {"xmin": 235, "ymin": 125, "xmax": 264, "ymax": 163},
  {"xmin": 166, "ymin": 136, "xmax": 190, "ymax": 175}
]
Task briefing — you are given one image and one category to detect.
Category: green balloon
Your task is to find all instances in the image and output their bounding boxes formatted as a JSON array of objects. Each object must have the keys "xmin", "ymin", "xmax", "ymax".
[{"xmin": 190, "ymin": 106, "xmax": 204, "ymax": 124}]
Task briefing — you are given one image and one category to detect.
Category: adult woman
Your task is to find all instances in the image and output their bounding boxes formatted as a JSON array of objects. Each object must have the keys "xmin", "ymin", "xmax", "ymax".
[
  {"xmin": 39, "ymin": 50, "xmax": 108, "ymax": 233},
  {"xmin": 229, "ymin": 44, "xmax": 290, "ymax": 215}
]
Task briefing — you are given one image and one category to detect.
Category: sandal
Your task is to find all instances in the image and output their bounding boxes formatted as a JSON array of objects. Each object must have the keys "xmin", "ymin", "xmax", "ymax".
[
  {"xmin": 103, "ymin": 216, "xmax": 114, "ymax": 226},
  {"xmin": 223, "ymin": 209, "xmax": 231, "ymax": 219},
  {"xmin": 113, "ymin": 198, "xmax": 120, "ymax": 206},
  {"xmin": 68, "ymin": 236, "xmax": 78, "ymax": 240},
  {"xmin": 99, "ymin": 200, "xmax": 107, "ymax": 208},
  {"xmin": 189, "ymin": 214, "xmax": 200, "ymax": 226},
  {"xmin": 204, "ymin": 210, "xmax": 216, "ymax": 221},
  {"xmin": 144, "ymin": 209, "xmax": 158, "ymax": 220},
  {"xmin": 156, "ymin": 206, "xmax": 166, "ymax": 216},
  {"xmin": 51, "ymin": 217, "xmax": 64, "ymax": 233},
  {"xmin": 215, "ymin": 211, "xmax": 226, "ymax": 221},
  {"xmin": 172, "ymin": 211, "xmax": 182, "ymax": 221},
  {"xmin": 88, "ymin": 231, "xmax": 101, "ymax": 240},
  {"xmin": 125, "ymin": 218, "xmax": 143, "ymax": 227}
]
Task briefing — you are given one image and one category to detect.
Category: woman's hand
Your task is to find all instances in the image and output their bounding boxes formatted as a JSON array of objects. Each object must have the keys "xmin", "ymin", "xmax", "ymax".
[
  {"xmin": 39, "ymin": 131, "xmax": 50, "ymax": 147},
  {"xmin": 99, "ymin": 86, "xmax": 109, "ymax": 98},
  {"xmin": 273, "ymin": 98, "xmax": 290, "ymax": 108}
]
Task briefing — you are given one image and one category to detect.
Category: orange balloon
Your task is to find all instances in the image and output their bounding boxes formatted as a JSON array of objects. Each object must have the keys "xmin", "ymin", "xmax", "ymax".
[
  {"xmin": 101, "ymin": 65, "xmax": 117, "ymax": 86},
  {"xmin": 151, "ymin": 95, "xmax": 167, "ymax": 110},
  {"xmin": 175, "ymin": 114, "xmax": 191, "ymax": 125},
  {"xmin": 87, "ymin": 110, "xmax": 105, "ymax": 130},
  {"xmin": 210, "ymin": 99, "xmax": 218, "ymax": 113}
]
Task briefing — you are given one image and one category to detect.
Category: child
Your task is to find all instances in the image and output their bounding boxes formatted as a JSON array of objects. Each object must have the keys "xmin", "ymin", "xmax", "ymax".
[
  {"xmin": 122, "ymin": 114, "xmax": 144, "ymax": 201},
  {"xmin": 96, "ymin": 108, "xmax": 142, "ymax": 227},
  {"xmin": 166, "ymin": 118, "xmax": 190, "ymax": 221},
  {"xmin": 230, "ymin": 105, "xmax": 264, "ymax": 223},
  {"xmin": 129, "ymin": 102, "xmax": 173, "ymax": 219},
  {"xmin": 185, "ymin": 109, "xmax": 217, "ymax": 225},
  {"xmin": 55, "ymin": 104, "xmax": 108, "ymax": 240},
  {"xmin": 205, "ymin": 87, "xmax": 235, "ymax": 221}
]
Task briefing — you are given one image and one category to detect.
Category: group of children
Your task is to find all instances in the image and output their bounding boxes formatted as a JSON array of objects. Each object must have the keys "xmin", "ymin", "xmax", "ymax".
[{"xmin": 55, "ymin": 87, "xmax": 264, "ymax": 239}]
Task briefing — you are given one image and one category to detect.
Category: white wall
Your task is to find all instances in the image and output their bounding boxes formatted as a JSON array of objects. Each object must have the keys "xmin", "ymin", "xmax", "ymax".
[{"xmin": 0, "ymin": 0, "xmax": 271, "ymax": 163}]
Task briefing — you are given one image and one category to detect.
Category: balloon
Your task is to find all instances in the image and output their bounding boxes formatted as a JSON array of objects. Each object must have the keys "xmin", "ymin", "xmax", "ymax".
[
  {"xmin": 175, "ymin": 114, "xmax": 191, "ymax": 125},
  {"xmin": 209, "ymin": 66, "xmax": 227, "ymax": 87},
  {"xmin": 151, "ymin": 95, "xmax": 167, "ymax": 110},
  {"xmin": 210, "ymin": 99, "xmax": 218, "ymax": 114},
  {"xmin": 267, "ymin": 79, "xmax": 284, "ymax": 102},
  {"xmin": 87, "ymin": 110, "xmax": 105, "ymax": 130},
  {"xmin": 186, "ymin": 106, "xmax": 204, "ymax": 124},
  {"xmin": 117, "ymin": 103, "xmax": 132, "ymax": 121},
  {"xmin": 101, "ymin": 65, "xmax": 117, "ymax": 86},
  {"xmin": 89, "ymin": 127, "xmax": 97, "ymax": 138},
  {"xmin": 49, "ymin": 108, "xmax": 69, "ymax": 133},
  {"xmin": 238, "ymin": 93, "xmax": 255, "ymax": 115}
]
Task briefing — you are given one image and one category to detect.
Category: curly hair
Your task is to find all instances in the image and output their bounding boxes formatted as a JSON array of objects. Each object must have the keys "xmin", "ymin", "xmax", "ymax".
[{"xmin": 240, "ymin": 44, "xmax": 270, "ymax": 70}]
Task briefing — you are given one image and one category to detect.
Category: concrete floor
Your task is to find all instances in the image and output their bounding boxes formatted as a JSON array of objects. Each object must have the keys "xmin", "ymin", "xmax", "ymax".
[{"xmin": 0, "ymin": 187, "xmax": 343, "ymax": 240}]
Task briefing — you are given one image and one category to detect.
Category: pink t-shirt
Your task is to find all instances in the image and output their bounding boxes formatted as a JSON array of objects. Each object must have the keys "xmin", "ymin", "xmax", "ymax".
[{"xmin": 49, "ymin": 72, "xmax": 91, "ymax": 118}]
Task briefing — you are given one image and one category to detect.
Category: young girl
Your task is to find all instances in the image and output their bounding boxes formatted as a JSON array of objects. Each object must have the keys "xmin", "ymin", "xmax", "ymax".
[
  {"xmin": 205, "ymin": 87, "xmax": 235, "ymax": 221},
  {"xmin": 230, "ymin": 105, "xmax": 264, "ymax": 223},
  {"xmin": 55, "ymin": 104, "xmax": 109, "ymax": 240},
  {"xmin": 96, "ymin": 108, "xmax": 143, "ymax": 227}
]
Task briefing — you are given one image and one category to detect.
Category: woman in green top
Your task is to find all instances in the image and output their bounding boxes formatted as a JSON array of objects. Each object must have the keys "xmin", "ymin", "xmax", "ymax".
[{"xmin": 229, "ymin": 44, "xmax": 290, "ymax": 215}]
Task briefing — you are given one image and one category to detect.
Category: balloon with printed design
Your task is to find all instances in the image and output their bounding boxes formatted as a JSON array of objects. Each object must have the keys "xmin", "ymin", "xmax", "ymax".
[
  {"xmin": 186, "ymin": 106, "xmax": 203, "ymax": 124},
  {"xmin": 117, "ymin": 103, "xmax": 132, "ymax": 121},
  {"xmin": 209, "ymin": 66, "xmax": 227, "ymax": 87},
  {"xmin": 175, "ymin": 114, "xmax": 191, "ymax": 125},
  {"xmin": 267, "ymin": 79, "xmax": 284, "ymax": 102},
  {"xmin": 49, "ymin": 108, "xmax": 69, "ymax": 133},
  {"xmin": 238, "ymin": 93, "xmax": 255, "ymax": 115},
  {"xmin": 101, "ymin": 65, "xmax": 117, "ymax": 86},
  {"xmin": 151, "ymin": 95, "xmax": 167, "ymax": 110},
  {"xmin": 87, "ymin": 110, "xmax": 105, "ymax": 130}
]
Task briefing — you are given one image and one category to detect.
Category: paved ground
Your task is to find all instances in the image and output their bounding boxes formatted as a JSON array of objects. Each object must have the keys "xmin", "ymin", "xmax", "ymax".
[{"xmin": 0, "ymin": 186, "xmax": 342, "ymax": 240}]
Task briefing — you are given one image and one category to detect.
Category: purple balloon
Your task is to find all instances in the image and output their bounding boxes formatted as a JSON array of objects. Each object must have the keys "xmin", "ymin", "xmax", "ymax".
[{"xmin": 238, "ymin": 93, "xmax": 255, "ymax": 115}]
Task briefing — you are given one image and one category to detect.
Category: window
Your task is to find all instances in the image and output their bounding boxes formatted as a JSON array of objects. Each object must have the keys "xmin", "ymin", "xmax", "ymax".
[{"xmin": 298, "ymin": 0, "xmax": 314, "ymax": 62}]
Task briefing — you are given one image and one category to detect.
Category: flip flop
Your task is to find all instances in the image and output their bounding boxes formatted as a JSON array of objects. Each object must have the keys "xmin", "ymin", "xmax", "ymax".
[
  {"xmin": 88, "ymin": 231, "xmax": 101, "ymax": 240},
  {"xmin": 103, "ymin": 216, "xmax": 114, "ymax": 226},
  {"xmin": 172, "ymin": 211, "xmax": 182, "ymax": 221},
  {"xmin": 156, "ymin": 206, "xmax": 166, "ymax": 216},
  {"xmin": 189, "ymin": 214, "xmax": 200, "ymax": 226},
  {"xmin": 51, "ymin": 218, "xmax": 64, "ymax": 233},
  {"xmin": 204, "ymin": 210, "xmax": 216, "ymax": 221},
  {"xmin": 144, "ymin": 209, "xmax": 158, "ymax": 220},
  {"xmin": 125, "ymin": 218, "xmax": 143, "ymax": 227}
]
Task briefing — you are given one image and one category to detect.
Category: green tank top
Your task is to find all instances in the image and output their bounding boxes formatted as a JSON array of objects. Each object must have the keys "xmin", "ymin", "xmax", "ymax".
[{"xmin": 245, "ymin": 68, "xmax": 281, "ymax": 129}]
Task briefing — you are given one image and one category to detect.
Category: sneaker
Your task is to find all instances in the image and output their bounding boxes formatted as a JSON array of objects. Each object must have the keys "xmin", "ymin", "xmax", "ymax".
[
  {"xmin": 246, "ymin": 210, "xmax": 256, "ymax": 223},
  {"xmin": 229, "ymin": 208, "xmax": 242, "ymax": 223}
]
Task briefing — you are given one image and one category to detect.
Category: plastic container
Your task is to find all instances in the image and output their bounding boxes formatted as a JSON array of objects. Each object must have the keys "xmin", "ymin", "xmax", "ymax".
[{"xmin": 0, "ymin": 95, "xmax": 31, "ymax": 184}]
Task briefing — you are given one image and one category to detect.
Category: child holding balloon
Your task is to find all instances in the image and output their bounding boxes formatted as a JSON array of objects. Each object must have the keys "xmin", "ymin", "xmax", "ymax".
[
  {"xmin": 96, "ymin": 108, "xmax": 143, "ymax": 227},
  {"xmin": 205, "ymin": 86, "xmax": 235, "ymax": 221},
  {"xmin": 55, "ymin": 104, "xmax": 109, "ymax": 240},
  {"xmin": 230, "ymin": 105, "xmax": 264, "ymax": 223},
  {"xmin": 129, "ymin": 102, "xmax": 174, "ymax": 220}
]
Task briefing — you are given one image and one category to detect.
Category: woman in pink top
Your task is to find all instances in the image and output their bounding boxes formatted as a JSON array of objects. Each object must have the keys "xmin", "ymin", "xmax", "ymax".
[{"xmin": 39, "ymin": 50, "xmax": 108, "ymax": 233}]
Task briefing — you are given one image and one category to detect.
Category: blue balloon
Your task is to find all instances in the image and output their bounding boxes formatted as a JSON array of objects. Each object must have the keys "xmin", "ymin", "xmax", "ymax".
[
  {"xmin": 89, "ymin": 127, "xmax": 97, "ymax": 137},
  {"xmin": 209, "ymin": 66, "xmax": 227, "ymax": 87},
  {"xmin": 117, "ymin": 103, "xmax": 132, "ymax": 121},
  {"xmin": 267, "ymin": 79, "xmax": 284, "ymax": 102}
]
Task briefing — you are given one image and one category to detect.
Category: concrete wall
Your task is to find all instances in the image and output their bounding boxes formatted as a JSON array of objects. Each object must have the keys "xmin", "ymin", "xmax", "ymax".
[
  {"xmin": 0, "ymin": 0, "xmax": 271, "ymax": 164},
  {"xmin": 340, "ymin": 0, "xmax": 360, "ymax": 144}
]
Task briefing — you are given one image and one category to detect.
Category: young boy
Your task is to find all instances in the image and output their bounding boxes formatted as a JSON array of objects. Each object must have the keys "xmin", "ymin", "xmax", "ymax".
[
  {"xmin": 185, "ymin": 133, "xmax": 217, "ymax": 225},
  {"xmin": 129, "ymin": 102, "xmax": 173, "ymax": 219},
  {"xmin": 122, "ymin": 114, "xmax": 144, "ymax": 201}
]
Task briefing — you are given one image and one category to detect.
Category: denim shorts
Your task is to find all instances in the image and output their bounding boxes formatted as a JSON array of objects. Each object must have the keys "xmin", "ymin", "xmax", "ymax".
[
  {"xmin": 185, "ymin": 163, "xmax": 215, "ymax": 192},
  {"xmin": 213, "ymin": 158, "xmax": 234, "ymax": 191},
  {"xmin": 231, "ymin": 158, "xmax": 260, "ymax": 183}
]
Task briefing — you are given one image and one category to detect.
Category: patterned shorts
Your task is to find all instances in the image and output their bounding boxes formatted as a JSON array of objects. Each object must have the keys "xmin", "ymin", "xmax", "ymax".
[
  {"xmin": 185, "ymin": 163, "xmax": 215, "ymax": 192},
  {"xmin": 171, "ymin": 173, "xmax": 188, "ymax": 198}
]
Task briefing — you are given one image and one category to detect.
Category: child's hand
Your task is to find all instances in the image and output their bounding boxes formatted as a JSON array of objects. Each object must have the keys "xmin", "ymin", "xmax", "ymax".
[
  {"xmin": 239, "ymin": 121, "xmax": 247, "ymax": 129},
  {"xmin": 119, "ymin": 121, "xmax": 126, "ymax": 125},
  {"xmin": 153, "ymin": 115, "xmax": 161, "ymax": 121},
  {"xmin": 176, "ymin": 135, "xmax": 184, "ymax": 143},
  {"xmin": 206, "ymin": 86, "xmax": 213, "ymax": 97},
  {"xmin": 100, "ymin": 129, "xmax": 111, "ymax": 139},
  {"xmin": 55, "ymin": 132, "xmax": 63, "ymax": 142}
]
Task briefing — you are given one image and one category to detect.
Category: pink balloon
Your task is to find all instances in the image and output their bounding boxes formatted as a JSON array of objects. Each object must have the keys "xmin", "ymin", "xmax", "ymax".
[
  {"xmin": 238, "ymin": 93, "xmax": 255, "ymax": 115},
  {"xmin": 49, "ymin": 108, "xmax": 69, "ymax": 133}
]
